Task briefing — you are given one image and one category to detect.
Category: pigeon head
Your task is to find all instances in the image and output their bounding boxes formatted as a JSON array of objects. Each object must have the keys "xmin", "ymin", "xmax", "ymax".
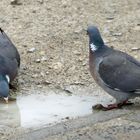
[
  {"xmin": 87, "ymin": 26, "xmax": 104, "ymax": 52},
  {"xmin": 0, "ymin": 75, "xmax": 9, "ymax": 103}
]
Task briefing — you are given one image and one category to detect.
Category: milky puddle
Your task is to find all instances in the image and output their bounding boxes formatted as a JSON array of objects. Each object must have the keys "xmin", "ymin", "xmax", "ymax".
[{"xmin": 0, "ymin": 93, "xmax": 111, "ymax": 129}]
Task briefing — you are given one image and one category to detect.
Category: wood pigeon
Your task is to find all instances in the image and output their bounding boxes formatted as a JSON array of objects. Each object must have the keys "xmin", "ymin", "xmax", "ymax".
[
  {"xmin": 0, "ymin": 28, "xmax": 20, "ymax": 103},
  {"xmin": 87, "ymin": 25, "xmax": 140, "ymax": 110}
]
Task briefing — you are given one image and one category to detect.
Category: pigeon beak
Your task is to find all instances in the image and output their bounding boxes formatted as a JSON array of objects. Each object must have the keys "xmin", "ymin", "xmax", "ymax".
[{"xmin": 4, "ymin": 97, "xmax": 8, "ymax": 103}]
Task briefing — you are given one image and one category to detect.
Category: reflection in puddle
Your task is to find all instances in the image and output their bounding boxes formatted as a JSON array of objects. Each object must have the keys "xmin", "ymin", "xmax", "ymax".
[
  {"xmin": 0, "ymin": 100, "xmax": 20, "ymax": 128},
  {"xmin": 0, "ymin": 93, "xmax": 111, "ymax": 129}
]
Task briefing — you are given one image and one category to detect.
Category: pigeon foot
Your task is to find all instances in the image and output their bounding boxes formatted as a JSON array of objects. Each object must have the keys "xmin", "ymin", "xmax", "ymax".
[{"xmin": 92, "ymin": 101, "xmax": 133, "ymax": 111}]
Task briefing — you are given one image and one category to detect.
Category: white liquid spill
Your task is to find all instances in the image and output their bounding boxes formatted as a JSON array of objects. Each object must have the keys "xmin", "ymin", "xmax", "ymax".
[
  {"xmin": 0, "ymin": 93, "xmax": 112, "ymax": 129},
  {"xmin": 16, "ymin": 94, "xmax": 109, "ymax": 128}
]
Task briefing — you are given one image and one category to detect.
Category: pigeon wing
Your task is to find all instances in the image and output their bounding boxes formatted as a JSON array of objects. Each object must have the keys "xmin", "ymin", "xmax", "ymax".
[
  {"xmin": 98, "ymin": 53, "xmax": 140, "ymax": 92},
  {"xmin": 0, "ymin": 28, "xmax": 20, "ymax": 67}
]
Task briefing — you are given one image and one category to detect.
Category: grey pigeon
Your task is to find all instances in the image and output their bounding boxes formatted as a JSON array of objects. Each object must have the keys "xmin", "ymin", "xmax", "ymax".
[
  {"xmin": 0, "ymin": 28, "xmax": 20, "ymax": 103},
  {"xmin": 87, "ymin": 25, "xmax": 140, "ymax": 110}
]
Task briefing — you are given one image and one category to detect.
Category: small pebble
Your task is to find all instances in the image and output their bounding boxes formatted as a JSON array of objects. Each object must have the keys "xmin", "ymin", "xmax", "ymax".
[
  {"xmin": 131, "ymin": 47, "xmax": 140, "ymax": 51},
  {"xmin": 22, "ymin": 45, "xmax": 27, "ymax": 48},
  {"xmin": 65, "ymin": 116, "xmax": 70, "ymax": 120},
  {"xmin": 37, "ymin": 0, "xmax": 44, "ymax": 4},
  {"xmin": 106, "ymin": 17, "xmax": 114, "ymax": 20},
  {"xmin": 43, "ymin": 80, "xmax": 52, "ymax": 85},
  {"xmin": 10, "ymin": 0, "xmax": 22, "ymax": 5},
  {"xmin": 41, "ymin": 56, "xmax": 47, "ymax": 61},
  {"xmin": 27, "ymin": 48, "xmax": 36, "ymax": 53},
  {"xmin": 35, "ymin": 59, "xmax": 41, "ymax": 63},
  {"xmin": 82, "ymin": 63, "xmax": 86, "ymax": 66},
  {"xmin": 31, "ymin": 74, "xmax": 38, "ymax": 78},
  {"xmin": 46, "ymin": 71, "xmax": 49, "ymax": 75},
  {"xmin": 112, "ymin": 32, "xmax": 122, "ymax": 36}
]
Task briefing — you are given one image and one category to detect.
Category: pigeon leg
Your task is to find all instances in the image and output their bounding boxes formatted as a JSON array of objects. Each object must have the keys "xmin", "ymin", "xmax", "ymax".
[
  {"xmin": 92, "ymin": 103, "xmax": 118, "ymax": 111},
  {"xmin": 92, "ymin": 100, "xmax": 133, "ymax": 111}
]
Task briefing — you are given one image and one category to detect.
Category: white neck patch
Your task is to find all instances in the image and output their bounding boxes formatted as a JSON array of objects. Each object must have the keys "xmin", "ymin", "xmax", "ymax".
[
  {"xmin": 5, "ymin": 75, "xmax": 10, "ymax": 83},
  {"xmin": 90, "ymin": 43, "xmax": 97, "ymax": 52}
]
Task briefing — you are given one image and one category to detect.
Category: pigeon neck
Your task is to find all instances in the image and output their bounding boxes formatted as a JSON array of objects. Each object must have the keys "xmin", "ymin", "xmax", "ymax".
[
  {"xmin": 89, "ymin": 43, "xmax": 99, "ymax": 52},
  {"xmin": 89, "ymin": 42, "xmax": 104, "ymax": 53},
  {"xmin": 89, "ymin": 38, "xmax": 104, "ymax": 52}
]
